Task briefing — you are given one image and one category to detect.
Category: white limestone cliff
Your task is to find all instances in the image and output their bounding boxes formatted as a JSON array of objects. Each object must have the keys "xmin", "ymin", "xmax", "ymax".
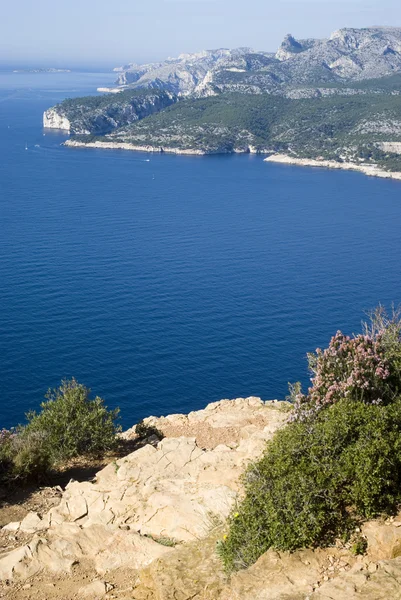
[{"xmin": 43, "ymin": 108, "xmax": 71, "ymax": 131}]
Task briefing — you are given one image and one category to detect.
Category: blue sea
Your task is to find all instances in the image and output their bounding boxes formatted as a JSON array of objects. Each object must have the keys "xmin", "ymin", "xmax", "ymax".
[{"xmin": 1, "ymin": 70, "xmax": 401, "ymax": 429}]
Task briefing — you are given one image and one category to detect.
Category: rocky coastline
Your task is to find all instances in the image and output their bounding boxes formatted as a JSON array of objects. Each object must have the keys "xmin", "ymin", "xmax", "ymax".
[
  {"xmin": 264, "ymin": 153, "xmax": 401, "ymax": 181},
  {"xmin": 64, "ymin": 139, "xmax": 265, "ymax": 156},
  {"xmin": 64, "ymin": 142, "xmax": 401, "ymax": 180}
]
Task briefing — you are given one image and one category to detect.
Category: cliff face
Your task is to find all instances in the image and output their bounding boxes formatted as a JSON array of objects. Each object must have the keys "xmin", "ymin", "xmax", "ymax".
[
  {"xmin": 43, "ymin": 90, "xmax": 178, "ymax": 135},
  {"xmin": 43, "ymin": 108, "xmax": 71, "ymax": 131},
  {"xmin": 276, "ymin": 27, "xmax": 401, "ymax": 83},
  {"xmin": 113, "ymin": 48, "xmax": 264, "ymax": 96}
]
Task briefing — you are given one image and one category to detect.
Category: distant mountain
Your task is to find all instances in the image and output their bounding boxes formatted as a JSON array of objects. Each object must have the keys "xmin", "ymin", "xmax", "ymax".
[
  {"xmin": 45, "ymin": 26, "xmax": 401, "ymax": 174},
  {"xmin": 111, "ymin": 48, "xmax": 274, "ymax": 96},
  {"xmin": 108, "ymin": 27, "xmax": 401, "ymax": 96}
]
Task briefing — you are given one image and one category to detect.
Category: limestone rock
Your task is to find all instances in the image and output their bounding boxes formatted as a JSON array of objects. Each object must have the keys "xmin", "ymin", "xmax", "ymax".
[
  {"xmin": 132, "ymin": 533, "xmax": 227, "ymax": 600},
  {"xmin": 43, "ymin": 107, "xmax": 71, "ymax": 131},
  {"xmin": 79, "ymin": 580, "xmax": 114, "ymax": 597},
  {"xmin": 2, "ymin": 521, "xmax": 21, "ymax": 532},
  {"xmin": 314, "ymin": 558, "xmax": 401, "ymax": 599},
  {"xmin": 0, "ymin": 397, "xmax": 289, "ymax": 582},
  {"xmin": 363, "ymin": 520, "xmax": 401, "ymax": 560},
  {"xmin": 112, "ymin": 27, "xmax": 401, "ymax": 99},
  {"xmin": 219, "ymin": 549, "xmax": 329, "ymax": 600},
  {"xmin": 44, "ymin": 90, "xmax": 178, "ymax": 135},
  {"xmin": 19, "ymin": 512, "xmax": 47, "ymax": 534}
]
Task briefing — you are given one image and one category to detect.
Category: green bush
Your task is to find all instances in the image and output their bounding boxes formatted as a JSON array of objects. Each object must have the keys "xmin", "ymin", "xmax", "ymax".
[
  {"xmin": 218, "ymin": 397, "xmax": 401, "ymax": 571},
  {"xmin": 0, "ymin": 379, "xmax": 121, "ymax": 482},
  {"xmin": 0, "ymin": 429, "xmax": 17, "ymax": 478},
  {"xmin": 12, "ymin": 429, "xmax": 52, "ymax": 479},
  {"xmin": 25, "ymin": 378, "xmax": 121, "ymax": 463}
]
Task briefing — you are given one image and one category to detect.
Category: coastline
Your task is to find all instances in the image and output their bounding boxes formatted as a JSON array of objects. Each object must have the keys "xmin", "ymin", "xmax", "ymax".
[
  {"xmin": 64, "ymin": 139, "xmax": 264, "ymax": 156},
  {"xmin": 64, "ymin": 139, "xmax": 206, "ymax": 155},
  {"xmin": 264, "ymin": 153, "xmax": 401, "ymax": 181},
  {"xmin": 63, "ymin": 142, "xmax": 401, "ymax": 181}
]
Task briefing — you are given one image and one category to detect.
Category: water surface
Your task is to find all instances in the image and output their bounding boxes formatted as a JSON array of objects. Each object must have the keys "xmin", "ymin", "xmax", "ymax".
[{"xmin": 1, "ymin": 71, "xmax": 401, "ymax": 428}]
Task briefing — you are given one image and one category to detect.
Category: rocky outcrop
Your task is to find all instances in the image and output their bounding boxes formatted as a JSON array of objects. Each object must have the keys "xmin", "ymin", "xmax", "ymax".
[
  {"xmin": 379, "ymin": 141, "xmax": 401, "ymax": 154},
  {"xmin": 113, "ymin": 48, "xmax": 262, "ymax": 96},
  {"xmin": 276, "ymin": 27, "xmax": 401, "ymax": 82},
  {"xmin": 275, "ymin": 33, "xmax": 309, "ymax": 61},
  {"xmin": 43, "ymin": 90, "xmax": 178, "ymax": 135},
  {"xmin": 4, "ymin": 397, "xmax": 401, "ymax": 598},
  {"xmin": 131, "ymin": 519, "xmax": 401, "ymax": 600},
  {"xmin": 0, "ymin": 398, "xmax": 289, "ymax": 582},
  {"xmin": 43, "ymin": 107, "xmax": 71, "ymax": 131}
]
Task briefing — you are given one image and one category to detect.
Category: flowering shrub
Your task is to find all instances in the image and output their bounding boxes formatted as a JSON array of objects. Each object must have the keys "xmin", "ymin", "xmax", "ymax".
[
  {"xmin": 290, "ymin": 308, "xmax": 401, "ymax": 421},
  {"xmin": 218, "ymin": 308, "xmax": 401, "ymax": 572}
]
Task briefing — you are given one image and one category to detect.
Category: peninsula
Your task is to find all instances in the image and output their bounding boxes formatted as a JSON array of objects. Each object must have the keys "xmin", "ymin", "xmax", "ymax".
[{"xmin": 43, "ymin": 27, "xmax": 401, "ymax": 177}]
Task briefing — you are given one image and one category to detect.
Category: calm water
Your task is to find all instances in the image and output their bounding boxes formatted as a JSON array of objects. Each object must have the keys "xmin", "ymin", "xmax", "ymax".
[{"xmin": 1, "ymin": 71, "xmax": 401, "ymax": 429}]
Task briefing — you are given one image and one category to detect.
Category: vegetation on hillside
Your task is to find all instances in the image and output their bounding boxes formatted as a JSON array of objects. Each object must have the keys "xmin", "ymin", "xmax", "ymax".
[
  {"xmin": 218, "ymin": 307, "xmax": 401, "ymax": 571},
  {"xmin": 59, "ymin": 89, "xmax": 171, "ymax": 114},
  {"xmin": 54, "ymin": 89, "xmax": 177, "ymax": 135},
  {"xmin": 69, "ymin": 91, "xmax": 401, "ymax": 170},
  {"xmin": 0, "ymin": 379, "xmax": 120, "ymax": 481}
]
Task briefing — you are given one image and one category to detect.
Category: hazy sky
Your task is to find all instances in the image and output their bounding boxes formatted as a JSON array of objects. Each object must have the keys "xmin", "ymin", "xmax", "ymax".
[{"xmin": 2, "ymin": 0, "xmax": 400, "ymax": 68}]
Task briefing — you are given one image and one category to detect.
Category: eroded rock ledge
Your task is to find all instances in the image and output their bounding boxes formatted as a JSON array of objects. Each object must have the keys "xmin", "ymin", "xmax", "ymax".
[
  {"xmin": 0, "ymin": 399, "xmax": 288, "ymax": 583},
  {"xmin": 2, "ymin": 397, "xmax": 401, "ymax": 600}
]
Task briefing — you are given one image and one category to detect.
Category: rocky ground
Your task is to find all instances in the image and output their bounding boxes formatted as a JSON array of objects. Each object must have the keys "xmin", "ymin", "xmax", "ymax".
[{"xmin": 1, "ymin": 397, "xmax": 401, "ymax": 599}]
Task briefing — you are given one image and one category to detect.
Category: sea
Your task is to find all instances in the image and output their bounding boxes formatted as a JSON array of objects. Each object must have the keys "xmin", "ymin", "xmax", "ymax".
[{"xmin": 1, "ymin": 69, "xmax": 401, "ymax": 429}]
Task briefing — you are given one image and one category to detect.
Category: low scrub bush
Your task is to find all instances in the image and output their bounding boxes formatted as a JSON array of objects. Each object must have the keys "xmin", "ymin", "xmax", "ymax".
[
  {"xmin": 25, "ymin": 378, "xmax": 121, "ymax": 463},
  {"xmin": 1, "ymin": 379, "xmax": 120, "ymax": 481},
  {"xmin": 218, "ymin": 307, "xmax": 401, "ymax": 571},
  {"xmin": 218, "ymin": 398, "xmax": 401, "ymax": 570}
]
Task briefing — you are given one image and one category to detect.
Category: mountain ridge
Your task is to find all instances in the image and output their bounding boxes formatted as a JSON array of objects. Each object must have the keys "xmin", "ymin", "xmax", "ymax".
[{"xmin": 104, "ymin": 27, "xmax": 401, "ymax": 96}]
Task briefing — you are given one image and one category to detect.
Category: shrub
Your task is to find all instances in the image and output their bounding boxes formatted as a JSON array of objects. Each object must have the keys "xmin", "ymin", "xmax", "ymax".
[
  {"xmin": 290, "ymin": 306, "xmax": 401, "ymax": 421},
  {"xmin": 11, "ymin": 429, "xmax": 52, "ymax": 479},
  {"xmin": 219, "ymin": 308, "xmax": 401, "ymax": 572},
  {"xmin": 0, "ymin": 427, "xmax": 52, "ymax": 481},
  {"xmin": 351, "ymin": 535, "xmax": 368, "ymax": 556},
  {"xmin": 218, "ymin": 397, "xmax": 401, "ymax": 571},
  {"xmin": 0, "ymin": 429, "xmax": 16, "ymax": 478},
  {"xmin": 24, "ymin": 378, "xmax": 121, "ymax": 464},
  {"xmin": 0, "ymin": 379, "xmax": 121, "ymax": 482}
]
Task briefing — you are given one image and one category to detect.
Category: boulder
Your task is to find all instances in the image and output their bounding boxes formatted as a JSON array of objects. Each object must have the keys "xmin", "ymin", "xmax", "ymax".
[{"xmin": 19, "ymin": 512, "xmax": 47, "ymax": 534}]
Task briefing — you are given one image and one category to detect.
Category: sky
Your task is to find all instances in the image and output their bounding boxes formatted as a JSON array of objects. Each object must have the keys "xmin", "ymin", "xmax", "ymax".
[{"xmin": 1, "ymin": 0, "xmax": 401, "ymax": 68}]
